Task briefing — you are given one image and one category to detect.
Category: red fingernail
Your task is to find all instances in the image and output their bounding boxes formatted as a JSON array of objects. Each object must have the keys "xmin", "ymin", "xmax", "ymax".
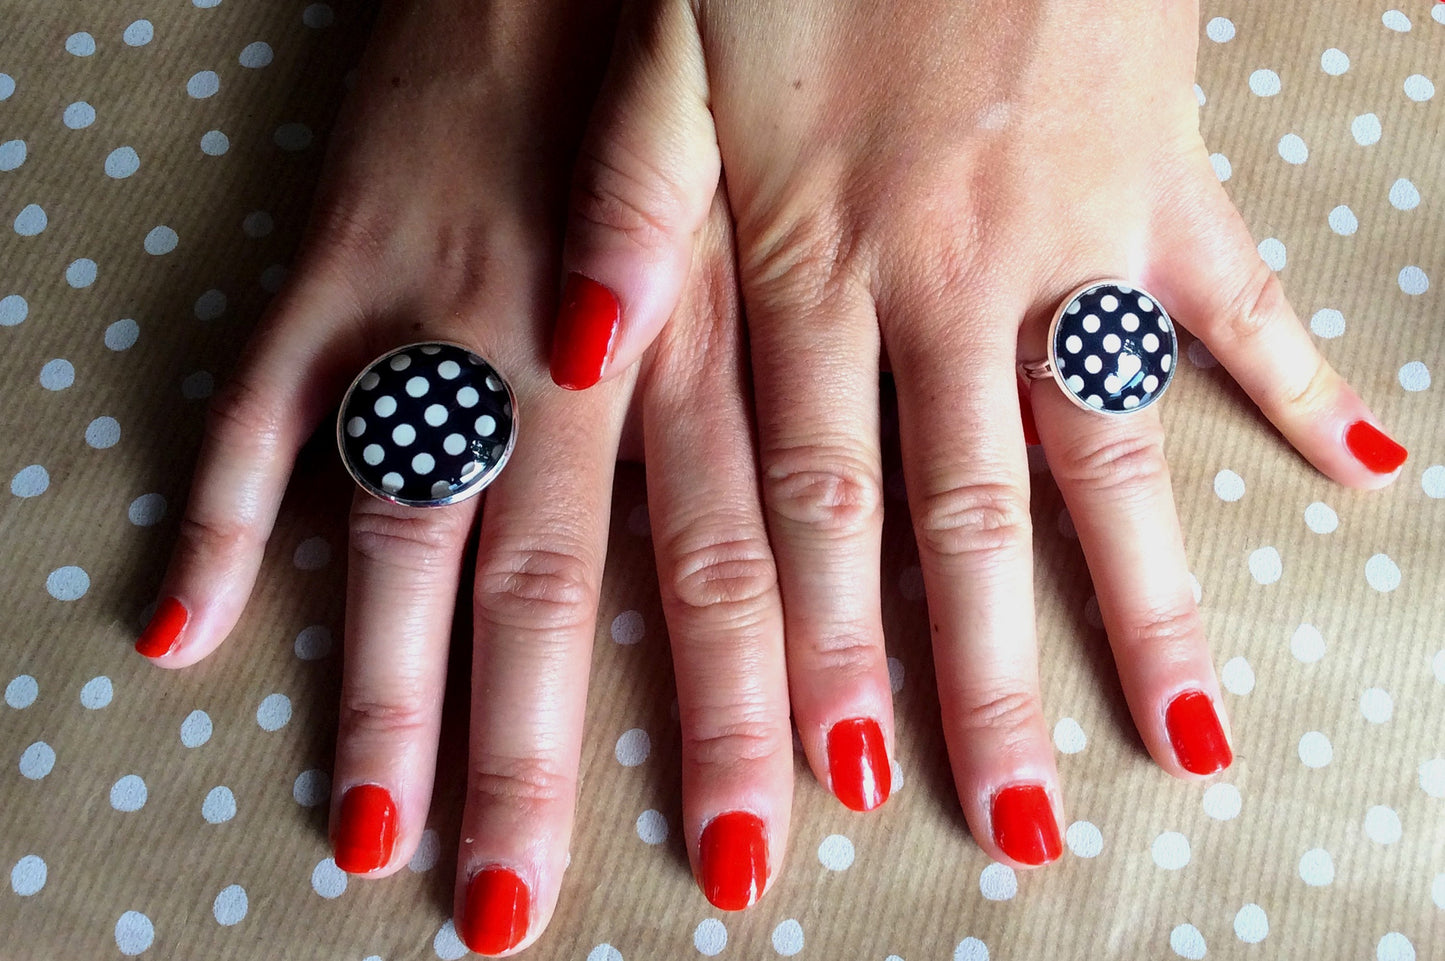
[
  {"xmin": 1165, "ymin": 690, "xmax": 1233, "ymax": 775},
  {"xmin": 333, "ymin": 784, "xmax": 398, "ymax": 874},
  {"xmin": 990, "ymin": 783, "xmax": 1062, "ymax": 866},
  {"xmin": 135, "ymin": 597, "xmax": 188, "ymax": 658},
  {"xmin": 698, "ymin": 811, "xmax": 768, "ymax": 911},
  {"xmin": 1345, "ymin": 420, "xmax": 1408, "ymax": 474},
  {"xmin": 827, "ymin": 717, "xmax": 891, "ymax": 812},
  {"xmin": 460, "ymin": 866, "xmax": 530, "ymax": 955},
  {"xmin": 550, "ymin": 272, "xmax": 620, "ymax": 390}
]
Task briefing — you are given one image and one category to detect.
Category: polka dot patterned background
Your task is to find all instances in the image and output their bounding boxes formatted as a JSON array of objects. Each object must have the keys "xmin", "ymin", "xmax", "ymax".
[{"xmin": 1, "ymin": 2, "xmax": 1441, "ymax": 959}]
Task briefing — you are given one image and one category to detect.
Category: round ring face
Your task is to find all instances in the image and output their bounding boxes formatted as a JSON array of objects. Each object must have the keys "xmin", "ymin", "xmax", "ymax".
[
  {"xmin": 1049, "ymin": 281, "xmax": 1177, "ymax": 414},
  {"xmin": 338, "ymin": 343, "xmax": 517, "ymax": 507}
]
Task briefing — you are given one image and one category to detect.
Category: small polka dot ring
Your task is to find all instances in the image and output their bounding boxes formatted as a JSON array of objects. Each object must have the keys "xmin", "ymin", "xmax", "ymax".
[
  {"xmin": 337, "ymin": 343, "xmax": 517, "ymax": 508},
  {"xmin": 1020, "ymin": 280, "xmax": 1178, "ymax": 416}
]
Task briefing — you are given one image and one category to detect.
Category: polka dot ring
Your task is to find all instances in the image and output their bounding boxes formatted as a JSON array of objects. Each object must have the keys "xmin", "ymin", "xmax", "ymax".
[
  {"xmin": 338, "ymin": 343, "xmax": 517, "ymax": 507},
  {"xmin": 1021, "ymin": 280, "xmax": 1178, "ymax": 415}
]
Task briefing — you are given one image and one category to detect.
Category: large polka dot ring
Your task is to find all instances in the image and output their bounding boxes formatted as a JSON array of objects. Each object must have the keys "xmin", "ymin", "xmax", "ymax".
[
  {"xmin": 338, "ymin": 343, "xmax": 517, "ymax": 508},
  {"xmin": 1020, "ymin": 280, "xmax": 1178, "ymax": 415}
]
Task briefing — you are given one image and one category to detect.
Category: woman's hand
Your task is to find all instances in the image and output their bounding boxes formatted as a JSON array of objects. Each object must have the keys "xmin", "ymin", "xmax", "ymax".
[
  {"xmin": 134, "ymin": 0, "xmax": 798, "ymax": 951},
  {"xmin": 552, "ymin": 0, "xmax": 1410, "ymax": 867}
]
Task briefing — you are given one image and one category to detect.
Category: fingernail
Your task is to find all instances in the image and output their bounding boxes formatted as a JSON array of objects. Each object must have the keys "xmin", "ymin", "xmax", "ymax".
[
  {"xmin": 1345, "ymin": 420, "xmax": 1408, "ymax": 474},
  {"xmin": 827, "ymin": 717, "xmax": 891, "ymax": 812},
  {"xmin": 333, "ymin": 784, "xmax": 398, "ymax": 874},
  {"xmin": 136, "ymin": 597, "xmax": 188, "ymax": 658},
  {"xmin": 460, "ymin": 866, "xmax": 530, "ymax": 955},
  {"xmin": 990, "ymin": 783, "xmax": 1063, "ymax": 866},
  {"xmin": 550, "ymin": 272, "xmax": 620, "ymax": 390},
  {"xmin": 698, "ymin": 811, "xmax": 768, "ymax": 911},
  {"xmin": 1165, "ymin": 689, "xmax": 1233, "ymax": 775}
]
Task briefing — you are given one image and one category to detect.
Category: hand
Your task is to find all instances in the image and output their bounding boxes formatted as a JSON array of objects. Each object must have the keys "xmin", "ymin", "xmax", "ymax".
[
  {"xmin": 550, "ymin": 0, "xmax": 1410, "ymax": 868},
  {"xmin": 134, "ymin": 0, "xmax": 797, "ymax": 952}
]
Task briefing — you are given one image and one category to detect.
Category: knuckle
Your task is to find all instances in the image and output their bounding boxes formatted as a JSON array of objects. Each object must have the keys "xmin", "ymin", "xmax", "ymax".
[
  {"xmin": 348, "ymin": 503, "xmax": 466, "ymax": 573},
  {"xmin": 571, "ymin": 143, "xmax": 689, "ymax": 255},
  {"xmin": 475, "ymin": 544, "xmax": 596, "ymax": 633},
  {"xmin": 1215, "ymin": 260, "xmax": 1288, "ymax": 345},
  {"xmin": 740, "ymin": 203, "xmax": 860, "ymax": 307},
  {"xmin": 1116, "ymin": 604, "xmax": 1204, "ymax": 662},
  {"xmin": 469, "ymin": 753, "xmax": 574, "ymax": 811},
  {"xmin": 665, "ymin": 531, "xmax": 778, "ymax": 618},
  {"xmin": 1053, "ymin": 428, "xmax": 1169, "ymax": 498},
  {"xmin": 914, "ymin": 479, "xmax": 1031, "ymax": 561},
  {"xmin": 338, "ymin": 689, "xmax": 434, "ymax": 741},
  {"xmin": 956, "ymin": 687, "xmax": 1042, "ymax": 754},
  {"xmin": 803, "ymin": 631, "xmax": 879, "ymax": 684},
  {"xmin": 206, "ymin": 375, "xmax": 286, "ymax": 455},
  {"xmin": 683, "ymin": 713, "xmax": 788, "ymax": 776},
  {"xmin": 1278, "ymin": 352, "xmax": 1337, "ymax": 414},
  {"xmin": 764, "ymin": 448, "xmax": 883, "ymax": 535},
  {"xmin": 175, "ymin": 512, "xmax": 256, "ymax": 565}
]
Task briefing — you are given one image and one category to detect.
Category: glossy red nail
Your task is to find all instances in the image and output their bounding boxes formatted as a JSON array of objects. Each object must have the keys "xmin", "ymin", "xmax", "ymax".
[
  {"xmin": 1345, "ymin": 420, "xmax": 1408, "ymax": 474},
  {"xmin": 698, "ymin": 811, "xmax": 767, "ymax": 911},
  {"xmin": 333, "ymin": 784, "xmax": 398, "ymax": 874},
  {"xmin": 135, "ymin": 596, "xmax": 187, "ymax": 658},
  {"xmin": 460, "ymin": 866, "xmax": 530, "ymax": 955},
  {"xmin": 549, "ymin": 272, "xmax": 620, "ymax": 390},
  {"xmin": 827, "ymin": 717, "xmax": 891, "ymax": 812},
  {"xmin": 1165, "ymin": 690, "xmax": 1233, "ymax": 775},
  {"xmin": 990, "ymin": 783, "xmax": 1063, "ymax": 865}
]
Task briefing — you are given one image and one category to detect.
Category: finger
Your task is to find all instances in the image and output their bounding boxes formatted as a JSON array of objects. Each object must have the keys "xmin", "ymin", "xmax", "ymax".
[
  {"xmin": 1148, "ymin": 157, "xmax": 1408, "ymax": 488},
  {"xmin": 1031, "ymin": 384, "xmax": 1232, "ymax": 779},
  {"xmin": 455, "ymin": 384, "xmax": 624, "ymax": 955},
  {"xmin": 745, "ymin": 274, "xmax": 896, "ymax": 814},
  {"xmin": 551, "ymin": 0, "xmax": 721, "ymax": 390},
  {"xmin": 887, "ymin": 292, "xmax": 1064, "ymax": 868},
  {"xmin": 645, "ymin": 195, "xmax": 792, "ymax": 910},
  {"xmin": 328, "ymin": 489, "xmax": 477, "ymax": 876},
  {"xmin": 137, "ymin": 273, "xmax": 367, "ymax": 667}
]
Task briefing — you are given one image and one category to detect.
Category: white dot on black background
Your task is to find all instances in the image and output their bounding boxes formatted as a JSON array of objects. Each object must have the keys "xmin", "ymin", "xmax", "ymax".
[{"xmin": 1052, "ymin": 283, "xmax": 1176, "ymax": 414}]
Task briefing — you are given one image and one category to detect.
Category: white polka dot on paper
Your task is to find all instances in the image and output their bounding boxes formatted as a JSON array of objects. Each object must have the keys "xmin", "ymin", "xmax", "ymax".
[
  {"xmin": 954, "ymin": 938, "xmax": 990, "ymax": 961},
  {"xmin": 1389, "ymin": 178, "xmax": 1421, "ymax": 210},
  {"xmin": 6, "ymin": 674, "xmax": 38, "ymax": 708},
  {"xmin": 694, "ymin": 918, "xmax": 727, "ymax": 956},
  {"xmin": 611, "ymin": 610, "xmax": 645, "ymax": 645},
  {"xmin": 891, "ymin": 758, "xmax": 904, "ymax": 792},
  {"xmin": 0, "ymin": 293, "xmax": 27, "ymax": 326},
  {"xmin": 303, "ymin": 3, "xmax": 336, "ymax": 27},
  {"xmin": 199, "ymin": 131, "xmax": 229, "ymax": 156},
  {"xmin": 242, "ymin": 211, "xmax": 273, "ymax": 238},
  {"xmin": 239, "ymin": 41, "xmax": 273, "ymax": 68},
  {"xmin": 635, "ymin": 809, "xmax": 668, "ymax": 845},
  {"xmin": 127, "ymin": 493, "xmax": 167, "ymax": 527},
  {"xmin": 1437, "ymin": 2, "xmax": 1445, "ymax": 24},
  {"xmin": 294, "ymin": 625, "xmax": 332, "ymax": 660},
  {"xmin": 194, "ymin": 289, "xmax": 227, "ymax": 320},
  {"xmin": 1213, "ymin": 469, "xmax": 1245, "ymax": 502},
  {"xmin": 1151, "ymin": 831, "xmax": 1191, "ymax": 870},
  {"xmin": 143, "ymin": 226, "xmax": 177, "ymax": 255},
  {"xmin": 85, "ymin": 416, "xmax": 121, "ymax": 449},
  {"xmin": 292, "ymin": 769, "xmax": 330, "ymax": 807},
  {"xmin": 104, "ymin": 319, "xmax": 139, "ymax": 352},
  {"xmin": 978, "ymin": 863, "xmax": 1017, "ymax": 900},
  {"xmin": 1398, "ymin": 361, "xmax": 1431, "ymax": 391},
  {"xmin": 1404, "ymin": 74, "xmax": 1435, "ymax": 102},
  {"xmin": 1303, "ymin": 501, "xmax": 1338, "ymax": 533},
  {"xmin": 1364, "ymin": 553, "xmax": 1401, "ymax": 592},
  {"xmin": 818, "ymin": 833, "xmax": 855, "ymax": 870},
  {"xmin": 11, "ymin": 465, "xmax": 49, "ymax": 498},
  {"xmin": 1353, "ymin": 113, "xmax": 1383, "ymax": 146},
  {"xmin": 255, "ymin": 693, "xmax": 292, "ymax": 731},
  {"xmin": 46, "ymin": 565, "xmax": 91, "ymax": 600},
  {"xmin": 1170, "ymin": 924, "xmax": 1206, "ymax": 959},
  {"xmin": 1382, "ymin": 10, "xmax": 1412, "ymax": 32},
  {"xmin": 1189, "ymin": 573, "xmax": 1202, "ymax": 604},
  {"xmin": 1222, "ymin": 657, "xmax": 1255, "ymax": 695},
  {"xmin": 1364, "ymin": 805, "xmax": 1402, "ymax": 844},
  {"xmin": 1234, "ymin": 904, "xmax": 1268, "ymax": 943},
  {"xmin": 1248, "ymin": 69, "xmax": 1280, "ymax": 96},
  {"xmin": 1203, "ymin": 782, "xmax": 1242, "ymax": 820},
  {"xmin": 1065, "ymin": 820, "xmax": 1103, "ymax": 858},
  {"xmin": 1360, "ymin": 687, "xmax": 1393, "ymax": 723},
  {"xmin": 63, "ymin": 101, "xmax": 96, "ymax": 129},
  {"xmin": 274, "ymin": 122, "xmax": 313, "ymax": 151},
  {"xmin": 180, "ymin": 710, "xmax": 212, "ymax": 747},
  {"xmin": 1194, "ymin": 83, "xmax": 1206, "ymax": 105},
  {"xmin": 212, "ymin": 884, "xmax": 247, "ymax": 925},
  {"xmin": 1053, "ymin": 717, "xmax": 1086, "ymax": 754},
  {"xmin": 1321, "ymin": 48, "xmax": 1350, "ymax": 75},
  {"xmin": 1378, "ymin": 933, "xmax": 1417, "ymax": 961},
  {"xmin": 1248, "ymin": 546, "xmax": 1282, "ymax": 584},
  {"xmin": 1437, "ymin": 650, "xmax": 1445, "ymax": 684},
  {"xmin": 1258, "ymin": 238, "xmax": 1287, "ymax": 271},
  {"xmin": 1210, "ymin": 152, "xmax": 1233, "ymax": 181},
  {"xmin": 19, "ymin": 741, "xmax": 55, "ymax": 779},
  {"xmin": 887, "ymin": 656, "xmax": 904, "ymax": 693},
  {"xmin": 203, "ymin": 786, "xmax": 237, "ymax": 823},
  {"xmin": 10, "ymin": 855, "xmax": 46, "ymax": 895},
  {"xmin": 1206, "ymin": 17, "xmax": 1235, "ymax": 42},
  {"xmin": 293, "ymin": 536, "xmax": 330, "ymax": 570},
  {"xmin": 1419, "ymin": 759, "xmax": 1445, "ymax": 798},
  {"xmin": 1309, "ymin": 308, "xmax": 1345, "ymax": 338},
  {"xmin": 1299, "ymin": 731, "xmax": 1333, "ymax": 768},
  {"xmin": 66, "ymin": 32, "xmax": 96, "ymax": 56},
  {"xmin": 1278, "ymin": 134, "xmax": 1309, "ymax": 164},
  {"xmin": 898, "ymin": 565, "xmax": 925, "ymax": 600},
  {"xmin": 771, "ymin": 919, "xmax": 804, "ymax": 956},
  {"xmin": 105, "ymin": 147, "xmax": 140, "ymax": 179},
  {"xmin": 187, "ymin": 70, "xmax": 220, "ymax": 98},
  {"xmin": 114, "ymin": 911, "xmax": 154, "ymax": 956},
  {"xmin": 408, "ymin": 828, "xmax": 441, "ymax": 871},
  {"xmin": 615, "ymin": 728, "xmax": 650, "ymax": 766},
  {"xmin": 311, "ymin": 858, "xmax": 347, "ymax": 899},
  {"xmin": 1291, "ymin": 623, "xmax": 1326, "ymax": 662},
  {"xmin": 123, "ymin": 20, "xmax": 153, "ymax": 45},
  {"xmin": 1328, "ymin": 205, "xmax": 1358, "ymax": 235},
  {"xmin": 259, "ymin": 264, "xmax": 287, "ymax": 292},
  {"xmin": 0, "ymin": 74, "xmax": 12, "ymax": 100},
  {"xmin": 0, "ymin": 139, "xmax": 19, "ymax": 171},
  {"xmin": 432, "ymin": 920, "xmax": 467, "ymax": 960},
  {"xmin": 110, "ymin": 775, "xmax": 147, "ymax": 812},
  {"xmin": 80, "ymin": 675, "xmax": 113, "ymax": 709},
  {"xmin": 1298, "ymin": 847, "xmax": 1334, "ymax": 886},
  {"xmin": 1399, "ymin": 266, "xmax": 1430, "ymax": 295},
  {"xmin": 13, "ymin": 203, "xmax": 46, "ymax": 236},
  {"xmin": 1433, "ymin": 873, "xmax": 1445, "ymax": 909},
  {"xmin": 588, "ymin": 947, "xmax": 624, "ymax": 961}
]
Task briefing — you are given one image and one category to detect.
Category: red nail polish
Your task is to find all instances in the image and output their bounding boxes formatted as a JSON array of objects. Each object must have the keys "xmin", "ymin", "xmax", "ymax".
[
  {"xmin": 990, "ymin": 783, "xmax": 1062, "ymax": 866},
  {"xmin": 827, "ymin": 717, "xmax": 891, "ymax": 812},
  {"xmin": 333, "ymin": 784, "xmax": 398, "ymax": 874},
  {"xmin": 1345, "ymin": 420, "xmax": 1408, "ymax": 474},
  {"xmin": 698, "ymin": 811, "xmax": 767, "ymax": 911},
  {"xmin": 136, "ymin": 597, "xmax": 188, "ymax": 658},
  {"xmin": 1165, "ymin": 690, "xmax": 1233, "ymax": 775},
  {"xmin": 460, "ymin": 866, "xmax": 530, "ymax": 955},
  {"xmin": 550, "ymin": 272, "xmax": 620, "ymax": 390},
  {"xmin": 1017, "ymin": 378, "xmax": 1040, "ymax": 446}
]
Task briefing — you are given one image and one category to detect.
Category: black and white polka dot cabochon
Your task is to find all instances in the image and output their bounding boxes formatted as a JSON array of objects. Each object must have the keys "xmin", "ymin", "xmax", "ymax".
[
  {"xmin": 337, "ymin": 343, "xmax": 517, "ymax": 507},
  {"xmin": 1046, "ymin": 281, "xmax": 1178, "ymax": 415}
]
